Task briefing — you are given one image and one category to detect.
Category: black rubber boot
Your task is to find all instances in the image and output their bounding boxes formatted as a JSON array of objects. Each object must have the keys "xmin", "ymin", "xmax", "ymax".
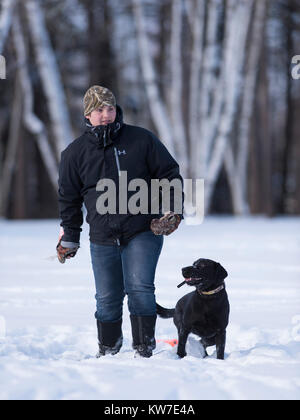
[
  {"xmin": 130, "ymin": 315, "xmax": 157, "ymax": 358},
  {"xmin": 96, "ymin": 319, "xmax": 123, "ymax": 358}
]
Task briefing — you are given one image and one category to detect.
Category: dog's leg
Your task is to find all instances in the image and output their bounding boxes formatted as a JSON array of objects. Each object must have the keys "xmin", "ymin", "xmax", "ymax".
[
  {"xmin": 177, "ymin": 328, "xmax": 190, "ymax": 358},
  {"xmin": 215, "ymin": 330, "xmax": 226, "ymax": 360},
  {"xmin": 199, "ymin": 340, "xmax": 209, "ymax": 358}
]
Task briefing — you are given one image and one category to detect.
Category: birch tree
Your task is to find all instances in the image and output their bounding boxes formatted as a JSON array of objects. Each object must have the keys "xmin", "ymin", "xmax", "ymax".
[
  {"xmin": 24, "ymin": 0, "xmax": 73, "ymax": 158},
  {"xmin": 225, "ymin": 0, "xmax": 268, "ymax": 214},
  {"xmin": 0, "ymin": 73, "xmax": 22, "ymax": 216},
  {"xmin": 132, "ymin": 0, "xmax": 175, "ymax": 158},
  {"xmin": 193, "ymin": 0, "xmax": 221, "ymax": 179},
  {"xmin": 0, "ymin": 0, "xmax": 17, "ymax": 54},
  {"xmin": 187, "ymin": 0, "xmax": 205, "ymax": 178},
  {"xmin": 12, "ymin": 12, "xmax": 58, "ymax": 191},
  {"xmin": 0, "ymin": 10, "xmax": 59, "ymax": 216},
  {"xmin": 203, "ymin": 0, "xmax": 255, "ymax": 212},
  {"xmin": 132, "ymin": 0, "xmax": 258, "ymax": 213},
  {"xmin": 169, "ymin": 0, "xmax": 188, "ymax": 174}
]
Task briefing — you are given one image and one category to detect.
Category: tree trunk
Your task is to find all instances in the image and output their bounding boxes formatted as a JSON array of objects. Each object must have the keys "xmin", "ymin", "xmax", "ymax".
[
  {"xmin": 280, "ymin": 0, "xmax": 294, "ymax": 213},
  {"xmin": 12, "ymin": 12, "xmax": 59, "ymax": 192},
  {"xmin": 226, "ymin": 0, "xmax": 268, "ymax": 215},
  {"xmin": 24, "ymin": 0, "xmax": 73, "ymax": 158},
  {"xmin": 0, "ymin": 75, "xmax": 22, "ymax": 217},
  {"xmin": 169, "ymin": 0, "xmax": 188, "ymax": 176},
  {"xmin": 205, "ymin": 0, "xmax": 254, "ymax": 212},
  {"xmin": 0, "ymin": 0, "xmax": 16, "ymax": 53},
  {"xmin": 131, "ymin": 0, "xmax": 175, "ymax": 156},
  {"xmin": 195, "ymin": 0, "xmax": 221, "ymax": 179},
  {"xmin": 187, "ymin": 0, "xmax": 205, "ymax": 179},
  {"xmin": 85, "ymin": 0, "xmax": 117, "ymax": 90}
]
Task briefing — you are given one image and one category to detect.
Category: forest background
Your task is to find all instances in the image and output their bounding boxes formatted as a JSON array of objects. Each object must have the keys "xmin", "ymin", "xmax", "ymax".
[{"xmin": 0, "ymin": 0, "xmax": 299, "ymax": 220}]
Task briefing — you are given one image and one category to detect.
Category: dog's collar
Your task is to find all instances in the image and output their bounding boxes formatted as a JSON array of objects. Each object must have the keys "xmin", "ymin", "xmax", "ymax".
[{"xmin": 197, "ymin": 283, "xmax": 225, "ymax": 296}]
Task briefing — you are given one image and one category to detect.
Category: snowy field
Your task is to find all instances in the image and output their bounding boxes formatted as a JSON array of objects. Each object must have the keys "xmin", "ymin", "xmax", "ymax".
[{"xmin": 0, "ymin": 216, "xmax": 300, "ymax": 400}]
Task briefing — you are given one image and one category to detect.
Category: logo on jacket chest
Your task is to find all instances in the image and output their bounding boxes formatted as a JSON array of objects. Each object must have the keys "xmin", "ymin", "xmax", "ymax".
[{"xmin": 117, "ymin": 149, "xmax": 126, "ymax": 156}]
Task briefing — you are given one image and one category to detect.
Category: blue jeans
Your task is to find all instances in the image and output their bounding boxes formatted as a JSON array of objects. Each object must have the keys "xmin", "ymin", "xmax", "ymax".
[{"xmin": 90, "ymin": 231, "xmax": 164, "ymax": 322}]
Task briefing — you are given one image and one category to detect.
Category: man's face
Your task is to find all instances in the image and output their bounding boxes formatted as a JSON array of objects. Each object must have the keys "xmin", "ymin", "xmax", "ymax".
[{"xmin": 86, "ymin": 105, "xmax": 116, "ymax": 126}]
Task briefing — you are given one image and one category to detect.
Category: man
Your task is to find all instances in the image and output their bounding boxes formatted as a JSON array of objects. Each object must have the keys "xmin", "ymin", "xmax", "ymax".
[{"xmin": 57, "ymin": 86, "xmax": 183, "ymax": 358}]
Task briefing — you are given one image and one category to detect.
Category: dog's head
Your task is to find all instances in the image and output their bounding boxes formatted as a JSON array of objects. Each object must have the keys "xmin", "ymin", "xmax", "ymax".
[{"xmin": 181, "ymin": 258, "xmax": 228, "ymax": 291}]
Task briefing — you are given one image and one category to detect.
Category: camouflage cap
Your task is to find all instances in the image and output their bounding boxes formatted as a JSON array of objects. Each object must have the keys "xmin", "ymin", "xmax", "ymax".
[{"xmin": 83, "ymin": 85, "xmax": 116, "ymax": 116}]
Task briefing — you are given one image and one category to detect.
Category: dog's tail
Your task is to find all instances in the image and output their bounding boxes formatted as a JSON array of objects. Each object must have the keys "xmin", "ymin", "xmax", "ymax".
[{"xmin": 156, "ymin": 303, "xmax": 175, "ymax": 319}]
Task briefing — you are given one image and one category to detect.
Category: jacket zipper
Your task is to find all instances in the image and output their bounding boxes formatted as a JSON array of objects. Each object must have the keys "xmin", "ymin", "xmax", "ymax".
[
  {"xmin": 103, "ymin": 126, "xmax": 107, "ymax": 148},
  {"xmin": 114, "ymin": 147, "xmax": 121, "ymax": 177},
  {"xmin": 114, "ymin": 147, "xmax": 121, "ymax": 246}
]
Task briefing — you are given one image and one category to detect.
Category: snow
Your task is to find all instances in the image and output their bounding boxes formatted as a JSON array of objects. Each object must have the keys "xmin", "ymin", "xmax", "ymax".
[{"xmin": 0, "ymin": 216, "xmax": 300, "ymax": 400}]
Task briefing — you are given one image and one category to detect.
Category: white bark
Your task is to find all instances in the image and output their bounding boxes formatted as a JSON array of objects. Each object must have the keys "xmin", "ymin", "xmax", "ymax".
[
  {"xmin": 228, "ymin": 0, "xmax": 268, "ymax": 215},
  {"xmin": 200, "ymin": 0, "xmax": 220, "ymax": 123},
  {"xmin": 24, "ymin": 0, "xmax": 73, "ymax": 158},
  {"xmin": 0, "ymin": 0, "xmax": 16, "ymax": 54},
  {"xmin": 182, "ymin": 0, "xmax": 194, "ymax": 28},
  {"xmin": 188, "ymin": 0, "xmax": 205, "ymax": 178},
  {"xmin": 170, "ymin": 0, "xmax": 188, "ymax": 176},
  {"xmin": 12, "ymin": 12, "xmax": 59, "ymax": 192},
  {"xmin": 200, "ymin": 0, "xmax": 238, "ymax": 181},
  {"xmin": 205, "ymin": 0, "xmax": 254, "ymax": 212},
  {"xmin": 195, "ymin": 0, "xmax": 221, "ymax": 178},
  {"xmin": 132, "ymin": 0, "xmax": 175, "ymax": 156},
  {"xmin": 131, "ymin": 0, "xmax": 261, "ymax": 215}
]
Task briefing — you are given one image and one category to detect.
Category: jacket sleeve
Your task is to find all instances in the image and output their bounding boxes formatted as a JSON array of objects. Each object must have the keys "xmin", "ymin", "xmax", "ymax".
[
  {"xmin": 58, "ymin": 149, "xmax": 84, "ymax": 243},
  {"xmin": 146, "ymin": 133, "xmax": 184, "ymax": 218}
]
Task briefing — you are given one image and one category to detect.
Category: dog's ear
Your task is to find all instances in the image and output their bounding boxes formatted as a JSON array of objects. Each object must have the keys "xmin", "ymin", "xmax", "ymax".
[{"xmin": 215, "ymin": 262, "xmax": 228, "ymax": 282}]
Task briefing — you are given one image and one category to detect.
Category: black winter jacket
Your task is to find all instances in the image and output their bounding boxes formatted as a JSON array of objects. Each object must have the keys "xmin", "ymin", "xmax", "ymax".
[{"xmin": 58, "ymin": 106, "xmax": 184, "ymax": 246}]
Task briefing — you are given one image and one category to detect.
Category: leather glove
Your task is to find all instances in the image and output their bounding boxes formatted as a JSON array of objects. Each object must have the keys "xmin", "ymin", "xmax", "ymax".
[
  {"xmin": 56, "ymin": 239, "xmax": 79, "ymax": 264},
  {"xmin": 150, "ymin": 211, "xmax": 181, "ymax": 236}
]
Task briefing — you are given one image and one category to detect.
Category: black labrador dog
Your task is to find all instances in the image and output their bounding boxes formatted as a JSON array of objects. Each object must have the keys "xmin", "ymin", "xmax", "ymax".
[{"xmin": 156, "ymin": 258, "xmax": 229, "ymax": 360}]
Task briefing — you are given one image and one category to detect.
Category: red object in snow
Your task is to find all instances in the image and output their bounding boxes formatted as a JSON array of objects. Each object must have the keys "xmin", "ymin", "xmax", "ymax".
[{"xmin": 156, "ymin": 339, "xmax": 178, "ymax": 347}]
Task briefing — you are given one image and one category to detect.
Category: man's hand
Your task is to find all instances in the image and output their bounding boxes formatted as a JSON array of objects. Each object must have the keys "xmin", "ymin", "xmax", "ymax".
[
  {"xmin": 150, "ymin": 211, "xmax": 181, "ymax": 236},
  {"xmin": 56, "ymin": 240, "xmax": 79, "ymax": 264}
]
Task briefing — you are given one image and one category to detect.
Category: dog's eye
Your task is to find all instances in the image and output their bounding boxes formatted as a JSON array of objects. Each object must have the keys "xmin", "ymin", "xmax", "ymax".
[{"xmin": 193, "ymin": 262, "xmax": 204, "ymax": 269}]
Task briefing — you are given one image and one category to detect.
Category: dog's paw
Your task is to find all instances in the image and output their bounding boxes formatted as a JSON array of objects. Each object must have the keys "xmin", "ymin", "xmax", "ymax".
[{"xmin": 177, "ymin": 351, "xmax": 187, "ymax": 359}]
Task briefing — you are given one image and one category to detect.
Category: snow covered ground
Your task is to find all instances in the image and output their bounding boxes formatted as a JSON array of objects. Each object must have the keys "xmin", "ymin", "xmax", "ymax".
[{"xmin": 0, "ymin": 216, "xmax": 299, "ymax": 400}]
